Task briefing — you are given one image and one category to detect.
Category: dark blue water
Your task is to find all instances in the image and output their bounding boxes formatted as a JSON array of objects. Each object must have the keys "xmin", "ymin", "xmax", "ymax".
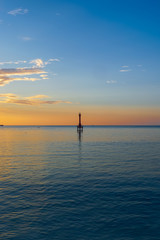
[{"xmin": 0, "ymin": 126, "xmax": 160, "ymax": 240}]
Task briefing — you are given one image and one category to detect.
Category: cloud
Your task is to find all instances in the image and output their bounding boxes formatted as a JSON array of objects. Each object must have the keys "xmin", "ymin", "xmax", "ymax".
[
  {"xmin": 0, "ymin": 93, "xmax": 17, "ymax": 98},
  {"xmin": 30, "ymin": 59, "xmax": 44, "ymax": 68},
  {"xmin": 106, "ymin": 80, "xmax": 117, "ymax": 84},
  {"xmin": 40, "ymin": 75, "xmax": 48, "ymax": 78},
  {"xmin": 120, "ymin": 64, "xmax": 144, "ymax": 72},
  {"xmin": 0, "ymin": 94, "xmax": 72, "ymax": 105},
  {"xmin": 120, "ymin": 69, "xmax": 131, "ymax": 72},
  {"xmin": 0, "ymin": 76, "xmax": 40, "ymax": 86},
  {"xmin": 0, "ymin": 68, "xmax": 46, "ymax": 76},
  {"xmin": 0, "ymin": 60, "xmax": 27, "ymax": 65},
  {"xmin": 15, "ymin": 60, "xmax": 27, "ymax": 64},
  {"xmin": 121, "ymin": 65, "xmax": 129, "ymax": 68},
  {"xmin": 8, "ymin": 8, "xmax": 28, "ymax": 16},
  {"xmin": 120, "ymin": 65, "xmax": 131, "ymax": 72},
  {"xmin": 22, "ymin": 36, "xmax": 32, "ymax": 41},
  {"xmin": 9, "ymin": 99, "xmax": 72, "ymax": 105},
  {"xmin": 0, "ymin": 58, "xmax": 60, "ymax": 86},
  {"xmin": 0, "ymin": 61, "xmax": 14, "ymax": 65},
  {"xmin": 30, "ymin": 58, "xmax": 60, "ymax": 68},
  {"xmin": 40, "ymin": 74, "xmax": 48, "ymax": 79},
  {"xmin": 45, "ymin": 58, "xmax": 60, "ymax": 65},
  {"xmin": 0, "ymin": 58, "xmax": 59, "ymax": 67},
  {"xmin": 26, "ymin": 95, "xmax": 49, "ymax": 99},
  {"xmin": 0, "ymin": 68, "xmax": 46, "ymax": 86}
]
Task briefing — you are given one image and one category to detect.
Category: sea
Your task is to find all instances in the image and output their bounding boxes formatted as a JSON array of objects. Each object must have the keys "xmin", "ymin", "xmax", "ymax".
[{"xmin": 0, "ymin": 126, "xmax": 160, "ymax": 240}]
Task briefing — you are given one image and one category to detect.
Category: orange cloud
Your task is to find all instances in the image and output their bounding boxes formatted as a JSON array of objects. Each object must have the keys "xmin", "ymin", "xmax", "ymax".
[
  {"xmin": 0, "ymin": 93, "xmax": 72, "ymax": 105},
  {"xmin": 0, "ymin": 68, "xmax": 46, "ymax": 86},
  {"xmin": 0, "ymin": 58, "xmax": 59, "ymax": 86},
  {"xmin": 0, "ymin": 68, "xmax": 46, "ymax": 76}
]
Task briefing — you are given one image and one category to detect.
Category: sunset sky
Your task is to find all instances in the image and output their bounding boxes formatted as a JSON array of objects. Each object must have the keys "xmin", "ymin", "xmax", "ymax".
[{"xmin": 0, "ymin": 0, "xmax": 160, "ymax": 125}]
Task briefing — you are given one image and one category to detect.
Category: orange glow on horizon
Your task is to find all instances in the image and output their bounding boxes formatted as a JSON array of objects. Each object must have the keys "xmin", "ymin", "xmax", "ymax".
[{"xmin": 0, "ymin": 104, "xmax": 160, "ymax": 125}]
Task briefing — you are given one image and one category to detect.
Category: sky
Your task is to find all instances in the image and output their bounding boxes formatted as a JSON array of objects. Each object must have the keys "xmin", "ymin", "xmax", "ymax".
[{"xmin": 0, "ymin": 0, "xmax": 160, "ymax": 125}]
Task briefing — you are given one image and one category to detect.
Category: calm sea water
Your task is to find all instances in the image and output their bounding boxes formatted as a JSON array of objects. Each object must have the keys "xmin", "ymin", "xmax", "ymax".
[{"xmin": 0, "ymin": 126, "xmax": 160, "ymax": 240}]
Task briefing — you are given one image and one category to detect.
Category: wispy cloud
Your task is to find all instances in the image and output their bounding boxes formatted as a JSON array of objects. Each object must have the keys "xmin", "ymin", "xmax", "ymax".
[
  {"xmin": 120, "ymin": 64, "xmax": 132, "ymax": 72},
  {"xmin": 40, "ymin": 75, "xmax": 48, "ymax": 78},
  {"xmin": 0, "ymin": 68, "xmax": 46, "ymax": 86},
  {"xmin": 0, "ymin": 68, "xmax": 46, "ymax": 76},
  {"xmin": 0, "ymin": 93, "xmax": 17, "ymax": 98},
  {"xmin": 8, "ymin": 8, "xmax": 28, "ymax": 16},
  {"xmin": 120, "ymin": 64, "xmax": 144, "ymax": 72},
  {"xmin": 0, "ymin": 58, "xmax": 59, "ymax": 86},
  {"xmin": 0, "ymin": 94, "xmax": 72, "ymax": 105},
  {"xmin": 30, "ymin": 59, "xmax": 44, "ymax": 68},
  {"xmin": 22, "ymin": 36, "xmax": 32, "ymax": 41},
  {"xmin": 0, "ymin": 60, "xmax": 27, "ymax": 65},
  {"xmin": 106, "ymin": 80, "xmax": 117, "ymax": 84},
  {"xmin": 40, "ymin": 74, "xmax": 48, "ymax": 79},
  {"xmin": 0, "ymin": 58, "xmax": 60, "ymax": 67},
  {"xmin": 27, "ymin": 95, "xmax": 49, "ymax": 99},
  {"xmin": 0, "ymin": 76, "xmax": 41, "ymax": 86},
  {"xmin": 30, "ymin": 58, "xmax": 60, "ymax": 68},
  {"xmin": 45, "ymin": 58, "xmax": 60, "ymax": 65},
  {"xmin": 121, "ymin": 65, "xmax": 129, "ymax": 68},
  {"xmin": 120, "ymin": 69, "xmax": 131, "ymax": 72}
]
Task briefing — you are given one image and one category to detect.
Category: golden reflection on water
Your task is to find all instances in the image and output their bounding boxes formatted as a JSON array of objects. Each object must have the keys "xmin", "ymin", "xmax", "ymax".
[
  {"xmin": 1, "ymin": 126, "xmax": 160, "ymax": 240},
  {"xmin": 0, "ymin": 127, "xmax": 82, "ymax": 185},
  {"xmin": 0, "ymin": 126, "xmax": 159, "ymax": 147},
  {"xmin": 0, "ymin": 126, "xmax": 160, "ymax": 184}
]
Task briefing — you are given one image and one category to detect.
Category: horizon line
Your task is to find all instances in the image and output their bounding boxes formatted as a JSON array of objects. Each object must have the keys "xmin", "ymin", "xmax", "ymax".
[{"xmin": 2, "ymin": 124, "xmax": 160, "ymax": 127}]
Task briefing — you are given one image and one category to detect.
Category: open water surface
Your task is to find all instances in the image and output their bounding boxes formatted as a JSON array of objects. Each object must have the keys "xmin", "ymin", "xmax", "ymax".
[{"xmin": 0, "ymin": 126, "xmax": 160, "ymax": 240}]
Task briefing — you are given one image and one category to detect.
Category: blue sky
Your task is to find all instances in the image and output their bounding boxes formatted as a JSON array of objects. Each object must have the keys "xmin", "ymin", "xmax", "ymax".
[{"xmin": 0, "ymin": 0, "xmax": 160, "ymax": 124}]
